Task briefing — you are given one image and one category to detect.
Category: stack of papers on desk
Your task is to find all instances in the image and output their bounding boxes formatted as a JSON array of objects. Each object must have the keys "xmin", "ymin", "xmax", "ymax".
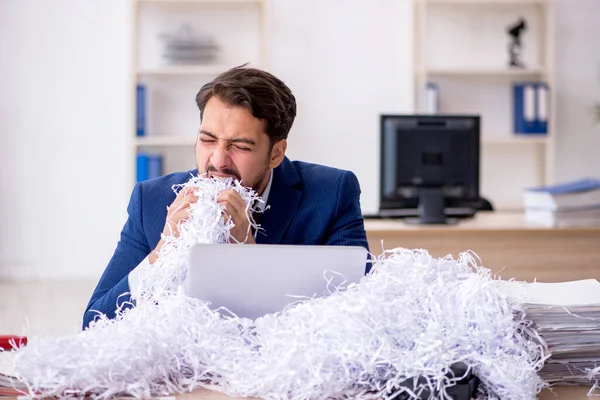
[
  {"xmin": 501, "ymin": 279, "xmax": 600, "ymax": 385},
  {"xmin": 523, "ymin": 178, "xmax": 600, "ymax": 227},
  {"xmin": 0, "ymin": 351, "xmax": 27, "ymax": 397}
]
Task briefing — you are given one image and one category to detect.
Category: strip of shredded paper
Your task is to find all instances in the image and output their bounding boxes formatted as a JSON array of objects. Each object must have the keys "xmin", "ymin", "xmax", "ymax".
[{"xmin": 12, "ymin": 176, "xmax": 551, "ymax": 399}]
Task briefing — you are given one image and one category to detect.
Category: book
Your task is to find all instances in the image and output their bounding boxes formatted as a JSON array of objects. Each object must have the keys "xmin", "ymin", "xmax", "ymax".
[
  {"xmin": 136, "ymin": 153, "xmax": 163, "ymax": 183},
  {"xmin": 534, "ymin": 83, "xmax": 549, "ymax": 134},
  {"xmin": 523, "ymin": 178, "xmax": 600, "ymax": 211},
  {"xmin": 525, "ymin": 206, "xmax": 600, "ymax": 227},
  {"xmin": 148, "ymin": 154, "xmax": 163, "ymax": 180},
  {"xmin": 514, "ymin": 82, "xmax": 537, "ymax": 134},
  {"xmin": 136, "ymin": 84, "xmax": 146, "ymax": 137}
]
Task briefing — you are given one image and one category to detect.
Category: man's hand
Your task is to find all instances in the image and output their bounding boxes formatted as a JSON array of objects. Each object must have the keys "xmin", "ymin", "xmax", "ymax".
[
  {"xmin": 217, "ymin": 189, "xmax": 256, "ymax": 244},
  {"xmin": 149, "ymin": 187, "xmax": 199, "ymax": 264}
]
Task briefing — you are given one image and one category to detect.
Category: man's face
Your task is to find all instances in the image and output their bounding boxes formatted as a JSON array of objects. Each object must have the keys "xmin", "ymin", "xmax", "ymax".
[{"xmin": 196, "ymin": 96, "xmax": 286, "ymax": 193}]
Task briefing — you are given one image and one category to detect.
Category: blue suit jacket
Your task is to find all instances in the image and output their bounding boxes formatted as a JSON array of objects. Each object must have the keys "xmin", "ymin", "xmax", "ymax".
[{"xmin": 83, "ymin": 157, "xmax": 370, "ymax": 329}]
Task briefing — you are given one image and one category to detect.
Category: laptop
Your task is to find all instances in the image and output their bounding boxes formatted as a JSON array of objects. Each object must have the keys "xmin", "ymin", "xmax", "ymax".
[{"xmin": 185, "ymin": 244, "xmax": 369, "ymax": 320}]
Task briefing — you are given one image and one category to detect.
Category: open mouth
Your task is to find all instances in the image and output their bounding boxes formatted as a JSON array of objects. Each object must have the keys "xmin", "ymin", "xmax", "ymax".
[{"xmin": 209, "ymin": 172, "xmax": 240, "ymax": 181}]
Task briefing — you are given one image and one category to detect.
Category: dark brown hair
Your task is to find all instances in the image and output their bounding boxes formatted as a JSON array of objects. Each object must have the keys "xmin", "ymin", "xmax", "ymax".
[{"xmin": 196, "ymin": 65, "xmax": 297, "ymax": 144}]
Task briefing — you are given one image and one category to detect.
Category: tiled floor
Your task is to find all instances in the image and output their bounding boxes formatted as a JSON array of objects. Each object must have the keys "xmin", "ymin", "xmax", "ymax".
[{"xmin": 0, "ymin": 280, "xmax": 97, "ymax": 336}]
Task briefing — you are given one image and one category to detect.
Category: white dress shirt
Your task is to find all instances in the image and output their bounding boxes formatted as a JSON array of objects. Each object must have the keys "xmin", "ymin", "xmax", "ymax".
[{"xmin": 128, "ymin": 171, "xmax": 273, "ymax": 297}]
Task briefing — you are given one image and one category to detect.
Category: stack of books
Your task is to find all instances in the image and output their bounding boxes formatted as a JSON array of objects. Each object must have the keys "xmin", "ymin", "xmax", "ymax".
[
  {"xmin": 160, "ymin": 24, "xmax": 219, "ymax": 65},
  {"xmin": 501, "ymin": 279, "xmax": 600, "ymax": 385},
  {"xmin": 523, "ymin": 178, "xmax": 600, "ymax": 227}
]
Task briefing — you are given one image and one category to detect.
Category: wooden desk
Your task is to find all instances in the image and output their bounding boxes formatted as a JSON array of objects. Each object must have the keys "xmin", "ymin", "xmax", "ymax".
[
  {"xmin": 3, "ymin": 214, "xmax": 597, "ymax": 400},
  {"xmin": 177, "ymin": 386, "xmax": 594, "ymax": 399},
  {"xmin": 365, "ymin": 212, "xmax": 600, "ymax": 283}
]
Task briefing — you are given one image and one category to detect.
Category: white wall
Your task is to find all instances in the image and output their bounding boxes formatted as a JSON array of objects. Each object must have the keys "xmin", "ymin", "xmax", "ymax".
[
  {"xmin": 0, "ymin": 0, "xmax": 597, "ymax": 282},
  {"xmin": 267, "ymin": 0, "xmax": 414, "ymax": 215},
  {"xmin": 0, "ymin": 0, "xmax": 411, "ymax": 281},
  {"xmin": 0, "ymin": 0, "xmax": 132, "ymax": 280},
  {"xmin": 553, "ymin": 0, "xmax": 600, "ymax": 182}
]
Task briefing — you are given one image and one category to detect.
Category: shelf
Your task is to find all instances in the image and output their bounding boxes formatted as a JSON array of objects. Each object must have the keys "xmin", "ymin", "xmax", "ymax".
[
  {"xmin": 483, "ymin": 135, "xmax": 548, "ymax": 145},
  {"xmin": 422, "ymin": 68, "xmax": 546, "ymax": 77},
  {"xmin": 424, "ymin": 0, "xmax": 545, "ymax": 5},
  {"xmin": 137, "ymin": 65, "xmax": 232, "ymax": 76},
  {"xmin": 136, "ymin": 136, "xmax": 197, "ymax": 147},
  {"xmin": 135, "ymin": 0, "xmax": 263, "ymax": 4}
]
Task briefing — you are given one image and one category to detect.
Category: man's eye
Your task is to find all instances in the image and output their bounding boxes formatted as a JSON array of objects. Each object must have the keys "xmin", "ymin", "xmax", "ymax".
[
  {"xmin": 234, "ymin": 145, "xmax": 251, "ymax": 152},
  {"xmin": 200, "ymin": 138, "xmax": 216, "ymax": 144}
]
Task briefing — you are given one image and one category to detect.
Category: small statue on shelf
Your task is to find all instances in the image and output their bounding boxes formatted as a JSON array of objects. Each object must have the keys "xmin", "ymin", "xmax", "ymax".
[{"xmin": 507, "ymin": 18, "xmax": 527, "ymax": 68}]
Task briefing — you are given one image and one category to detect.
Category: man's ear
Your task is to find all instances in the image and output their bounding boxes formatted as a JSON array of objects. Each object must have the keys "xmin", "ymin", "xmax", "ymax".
[{"xmin": 268, "ymin": 139, "xmax": 287, "ymax": 169}]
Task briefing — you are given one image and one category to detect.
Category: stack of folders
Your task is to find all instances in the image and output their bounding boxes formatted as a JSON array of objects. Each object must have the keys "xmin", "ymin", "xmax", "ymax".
[
  {"xmin": 523, "ymin": 178, "xmax": 600, "ymax": 227},
  {"xmin": 501, "ymin": 279, "xmax": 600, "ymax": 385}
]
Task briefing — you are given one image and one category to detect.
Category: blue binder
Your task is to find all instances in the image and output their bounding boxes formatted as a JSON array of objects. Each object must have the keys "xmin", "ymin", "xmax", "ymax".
[
  {"xmin": 148, "ymin": 154, "xmax": 163, "ymax": 179},
  {"xmin": 137, "ymin": 153, "xmax": 163, "ymax": 182},
  {"xmin": 136, "ymin": 153, "xmax": 149, "ymax": 182},
  {"xmin": 136, "ymin": 153, "xmax": 148, "ymax": 182},
  {"xmin": 136, "ymin": 84, "xmax": 146, "ymax": 137},
  {"xmin": 513, "ymin": 82, "xmax": 549, "ymax": 135},
  {"xmin": 513, "ymin": 83, "xmax": 536, "ymax": 134},
  {"xmin": 534, "ymin": 83, "xmax": 549, "ymax": 134}
]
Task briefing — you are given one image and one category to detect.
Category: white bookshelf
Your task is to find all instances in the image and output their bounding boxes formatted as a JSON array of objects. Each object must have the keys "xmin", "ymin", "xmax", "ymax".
[
  {"xmin": 136, "ymin": 65, "xmax": 235, "ymax": 76},
  {"xmin": 483, "ymin": 136, "xmax": 547, "ymax": 145},
  {"xmin": 426, "ymin": 0, "xmax": 545, "ymax": 4},
  {"xmin": 135, "ymin": 0, "xmax": 262, "ymax": 4},
  {"xmin": 422, "ymin": 67, "xmax": 546, "ymax": 77},
  {"xmin": 131, "ymin": 0, "xmax": 267, "ymax": 182},
  {"xmin": 414, "ymin": 0, "xmax": 555, "ymax": 210},
  {"xmin": 136, "ymin": 136, "xmax": 198, "ymax": 146}
]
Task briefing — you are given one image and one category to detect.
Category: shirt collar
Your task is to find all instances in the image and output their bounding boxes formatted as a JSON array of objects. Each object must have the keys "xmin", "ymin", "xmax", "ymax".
[{"xmin": 256, "ymin": 169, "xmax": 273, "ymax": 212}]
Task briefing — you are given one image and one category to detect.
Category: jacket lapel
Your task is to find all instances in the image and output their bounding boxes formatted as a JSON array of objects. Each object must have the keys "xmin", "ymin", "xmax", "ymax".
[{"xmin": 256, "ymin": 157, "xmax": 301, "ymax": 244}]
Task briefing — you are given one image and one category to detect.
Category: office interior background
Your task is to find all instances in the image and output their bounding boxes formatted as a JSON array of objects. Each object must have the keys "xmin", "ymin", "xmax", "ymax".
[{"xmin": 0, "ymin": 0, "xmax": 599, "ymax": 335}]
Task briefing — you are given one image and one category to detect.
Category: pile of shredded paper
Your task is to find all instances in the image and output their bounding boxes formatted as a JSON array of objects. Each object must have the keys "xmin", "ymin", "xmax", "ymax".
[{"xmin": 11, "ymin": 176, "xmax": 550, "ymax": 399}]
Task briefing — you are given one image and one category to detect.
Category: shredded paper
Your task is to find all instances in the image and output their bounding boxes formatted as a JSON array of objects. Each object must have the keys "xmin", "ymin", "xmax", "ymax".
[{"xmin": 11, "ymin": 176, "xmax": 550, "ymax": 399}]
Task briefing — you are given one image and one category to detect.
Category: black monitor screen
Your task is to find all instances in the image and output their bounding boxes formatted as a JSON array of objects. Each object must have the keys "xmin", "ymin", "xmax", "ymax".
[{"xmin": 380, "ymin": 115, "xmax": 480, "ymax": 211}]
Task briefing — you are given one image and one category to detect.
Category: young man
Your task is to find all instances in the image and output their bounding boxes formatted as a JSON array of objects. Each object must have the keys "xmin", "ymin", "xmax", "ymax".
[{"xmin": 83, "ymin": 66, "xmax": 369, "ymax": 329}]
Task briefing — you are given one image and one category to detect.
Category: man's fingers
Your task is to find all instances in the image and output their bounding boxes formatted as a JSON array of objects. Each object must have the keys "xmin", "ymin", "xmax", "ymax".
[
  {"xmin": 217, "ymin": 199, "xmax": 239, "ymax": 217},
  {"xmin": 169, "ymin": 201, "xmax": 188, "ymax": 216},
  {"xmin": 217, "ymin": 190, "xmax": 247, "ymax": 215},
  {"xmin": 171, "ymin": 186, "xmax": 197, "ymax": 205},
  {"xmin": 178, "ymin": 192, "xmax": 199, "ymax": 206},
  {"xmin": 171, "ymin": 207, "xmax": 191, "ymax": 221},
  {"xmin": 169, "ymin": 194, "xmax": 199, "ymax": 214},
  {"xmin": 172, "ymin": 187, "xmax": 189, "ymax": 204},
  {"xmin": 214, "ymin": 190, "xmax": 255, "ymax": 244},
  {"xmin": 164, "ymin": 208, "xmax": 192, "ymax": 236}
]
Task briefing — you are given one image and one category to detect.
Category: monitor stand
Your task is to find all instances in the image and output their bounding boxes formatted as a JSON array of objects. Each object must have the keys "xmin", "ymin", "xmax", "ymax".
[{"xmin": 404, "ymin": 187, "xmax": 460, "ymax": 225}]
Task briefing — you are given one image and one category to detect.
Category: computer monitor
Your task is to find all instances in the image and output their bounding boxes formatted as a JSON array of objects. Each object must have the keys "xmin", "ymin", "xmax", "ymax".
[{"xmin": 379, "ymin": 115, "xmax": 486, "ymax": 224}]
